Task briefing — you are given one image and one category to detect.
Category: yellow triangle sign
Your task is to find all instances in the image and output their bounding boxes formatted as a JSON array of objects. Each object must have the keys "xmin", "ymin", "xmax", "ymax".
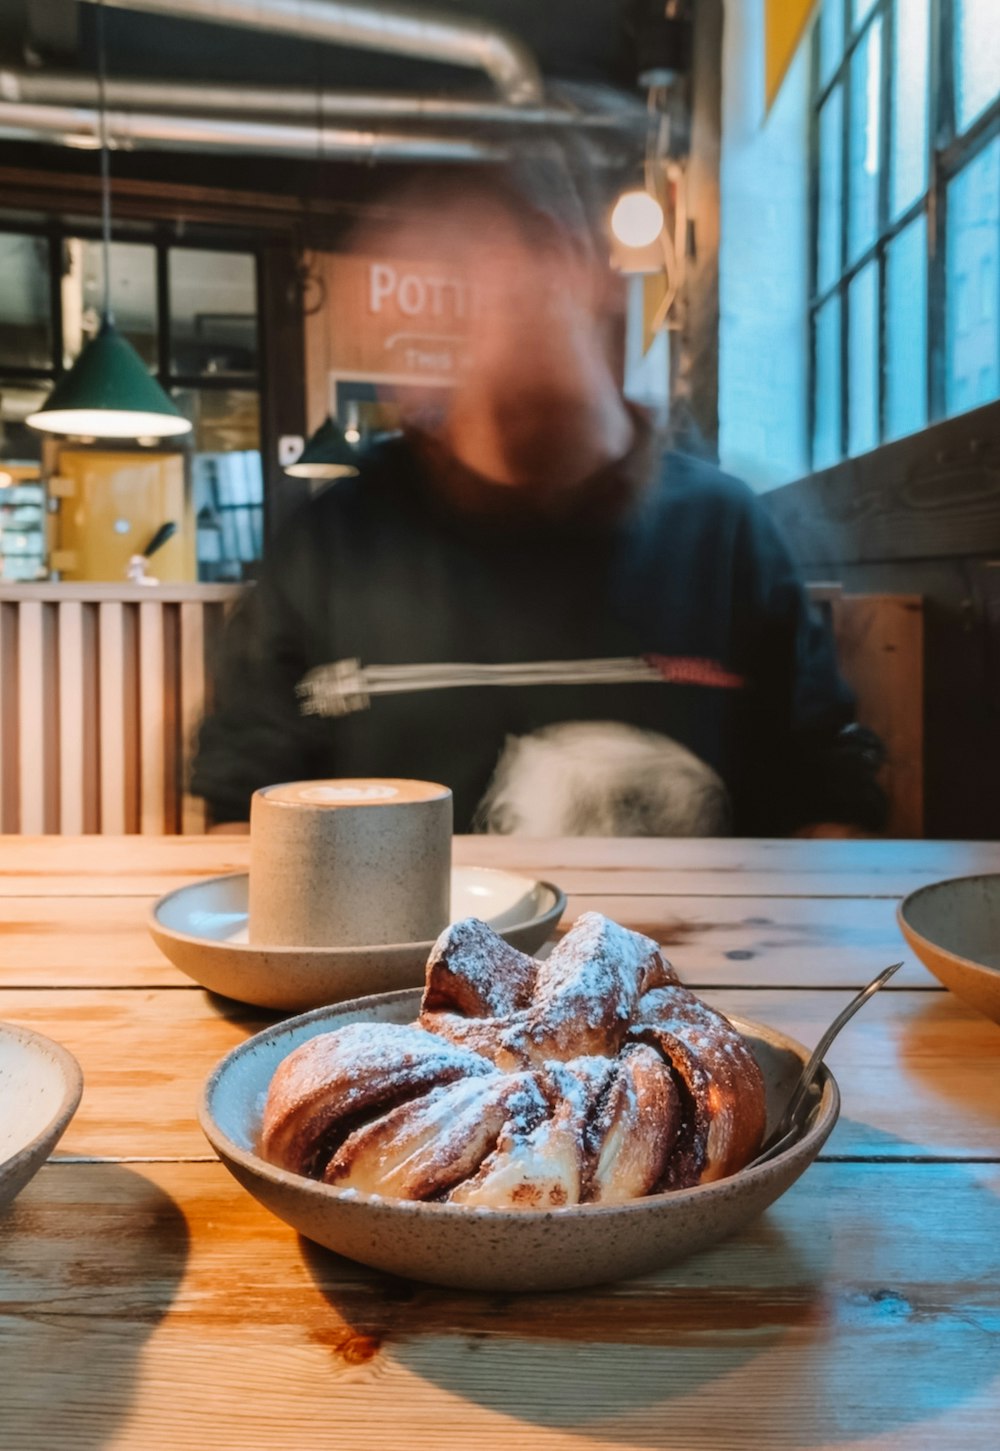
[{"xmin": 766, "ymin": 0, "xmax": 817, "ymax": 110}]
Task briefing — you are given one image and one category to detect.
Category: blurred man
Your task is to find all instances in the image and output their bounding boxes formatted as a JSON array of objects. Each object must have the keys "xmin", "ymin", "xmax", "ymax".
[{"xmin": 192, "ymin": 161, "xmax": 884, "ymax": 838}]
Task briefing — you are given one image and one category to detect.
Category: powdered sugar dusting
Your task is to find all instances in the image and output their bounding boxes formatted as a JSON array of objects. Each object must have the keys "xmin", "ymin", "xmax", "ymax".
[
  {"xmin": 633, "ymin": 987, "xmax": 755, "ymax": 1097},
  {"xmin": 496, "ymin": 913, "xmax": 666, "ymax": 1062},
  {"xmin": 422, "ymin": 918, "xmax": 538, "ymax": 1017},
  {"xmin": 537, "ymin": 913, "xmax": 665, "ymax": 1007},
  {"xmin": 270, "ymin": 1022, "xmax": 495, "ymax": 1110}
]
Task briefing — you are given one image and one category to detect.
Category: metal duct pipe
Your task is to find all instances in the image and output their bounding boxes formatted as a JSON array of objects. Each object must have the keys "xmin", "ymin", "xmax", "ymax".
[
  {"xmin": 79, "ymin": 0, "xmax": 545, "ymax": 107},
  {"xmin": 0, "ymin": 68, "xmax": 616, "ymax": 129},
  {"xmin": 0, "ymin": 101, "xmax": 505, "ymax": 161}
]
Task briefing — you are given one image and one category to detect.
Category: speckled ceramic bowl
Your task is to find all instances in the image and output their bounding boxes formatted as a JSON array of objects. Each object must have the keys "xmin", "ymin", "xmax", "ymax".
[
  {"xmin": 199, "ymin": 990, "xmax": 840, "ymax": 1292},
  {"xmin": 152, "ymin": 867, "xmax": 565, "ymax": 1013},
  {"xmin": 899, "ymin": 873, "xmax": 1000, "ymax": 1026},
  {"xmin": 0, "ymin": 1023, "xmax": 84, "ymax": 1213}
]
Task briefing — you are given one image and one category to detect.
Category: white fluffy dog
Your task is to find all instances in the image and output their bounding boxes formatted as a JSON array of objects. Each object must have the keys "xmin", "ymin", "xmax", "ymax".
[{"xmin": 476, "ymin": 721, "xmax": 731, "ymax": 837}]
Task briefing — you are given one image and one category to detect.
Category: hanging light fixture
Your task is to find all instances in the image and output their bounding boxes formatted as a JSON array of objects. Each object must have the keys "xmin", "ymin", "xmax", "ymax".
[
  {"xmin": 282, "ymin": 56, "xmax": 356, "ymax": 485},
  {"xmin": 27, "ymin": 1, "xmax": 191, "ymax": 441},
  {"xmin": 284, "ymin": 416, "xmax": 359, "ymax": 480}
]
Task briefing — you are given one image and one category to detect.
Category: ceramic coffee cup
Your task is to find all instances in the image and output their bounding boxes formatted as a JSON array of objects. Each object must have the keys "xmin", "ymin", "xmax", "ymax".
[{"xmin": 248, "ymin": 778, "xmax": 452, "ymax": 948}]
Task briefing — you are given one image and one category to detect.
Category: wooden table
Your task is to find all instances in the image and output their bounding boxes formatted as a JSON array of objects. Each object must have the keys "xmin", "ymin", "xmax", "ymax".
[{"xmin": 2, "ymin": 836, "xmax": 999, "ymax": 1450}]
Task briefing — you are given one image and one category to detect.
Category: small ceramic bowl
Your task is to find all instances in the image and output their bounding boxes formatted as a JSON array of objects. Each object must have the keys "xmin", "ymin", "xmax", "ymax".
[
  {"xmin": 152, "ymin": 867, "xmax": 566, "ymax": 1013},
  {"xmin": 898, "ymin": 873, "xmax": 1000, "ymax": 1025},
  {"xmin": 0, "ymin": 1023, "xmax": 84, "ymax": 1213},
  {"xmin": 199, "ymin": 990, "xmax": 840, "ymax": 1292}
]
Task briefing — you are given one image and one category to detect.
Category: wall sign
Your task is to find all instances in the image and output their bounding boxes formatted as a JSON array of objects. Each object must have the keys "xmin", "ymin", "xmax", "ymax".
[{"xmin": 318, "ymin": 253, "xmax": 474, "ymax": 387}]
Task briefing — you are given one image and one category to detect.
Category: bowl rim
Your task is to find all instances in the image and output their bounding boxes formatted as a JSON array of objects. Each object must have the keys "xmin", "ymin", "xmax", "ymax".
[
  {"xmin": 0, "ymin": 1021, "xmax": 84, "ymax": 1177},
  {"xmin": 897, "ymin": 872, "xmax": 1000, "ymax": 977},
  {"xmin": 198, "ymin": 989, "xmax": 841, "ymax": 1223},
  {"xmin": 150, "ymin": 870, "xmax": 567, "ymax": 959}
]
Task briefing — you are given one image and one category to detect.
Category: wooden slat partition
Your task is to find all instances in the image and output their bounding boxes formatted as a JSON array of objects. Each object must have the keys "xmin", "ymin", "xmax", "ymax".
[
  {"xmin": 98, "ymin": 599, "xmax": 129, "ymax": 834},
  {"xmin": 179, "ymin": 602, "xmax": 208, "ymax": 834},
  {"xmin": 0, "ymin": 604, "xmax": 14, "ymax": 831},
  {"xmin": 139, "ymin": 602, "xmax": 166, "ymax": 834},
  {"xmin": 0, "ymin": 584, "xmax": 237, "ymax": 835},
  {"xmin": 57, "ymin": 601, "xmax": 86, "ymax": 834},
  {"xmin": 15, "ymin": 600, "xmax": 47, "ymax": 833}
]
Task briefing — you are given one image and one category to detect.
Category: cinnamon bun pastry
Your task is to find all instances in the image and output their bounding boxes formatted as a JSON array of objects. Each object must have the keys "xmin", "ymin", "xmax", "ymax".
[
  {"xmin": 446, "ymin": 1060, "xmax": 603, "ymax": 1209},
  {"xmin": 517, "ymin": 912, "xmax": 677, "ymax": 1061},
  {"xmin": 259, "ymin": 1021, "xmax": 495, "ymax": 1178},
  {"xmin": 586, "ymin": 1044, "xmax": 681, "ymax": 1204},
  {"xmin": 445, "ymin": 1047, "xmax": 683, "ymax": 1210},
  {"xmin": 629, "ymin": 987, "xmax": 766, "ymax": 1188},
  {"xmin": 324, "ymin": 1071, "xmax": 549, "ymax": 1200},
  {"xmin": 422, "ymin": 913, "xmax": 677, "ymax": 1068},
  {"xmin": 421, "ymin": 918, "xmax": 539, "ymax": 1018},
  {"xmin": 259, "ymin": 912, "xmax": 767, "ymax": 1207}
]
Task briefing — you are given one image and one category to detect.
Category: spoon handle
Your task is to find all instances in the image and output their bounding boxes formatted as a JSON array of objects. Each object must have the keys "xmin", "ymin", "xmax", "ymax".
[{"xmin": 776, "ymin": 961, "xmax": 904, "ymax": 1139}]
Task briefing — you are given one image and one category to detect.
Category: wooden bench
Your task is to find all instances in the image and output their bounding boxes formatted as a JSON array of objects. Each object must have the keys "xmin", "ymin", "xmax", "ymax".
[
  {"xmin": 0, "ymin": 584, "xmax": 924, "ymax": 836},
  {"xmin": 820, "ymin": 590, "xmax": 924, "ymax": 837}
]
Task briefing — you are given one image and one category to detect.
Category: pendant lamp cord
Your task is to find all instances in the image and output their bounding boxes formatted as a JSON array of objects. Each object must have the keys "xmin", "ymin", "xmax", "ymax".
[{"xmin": 96, "ymin": 0, "xmax": 113, "ymax": 323}]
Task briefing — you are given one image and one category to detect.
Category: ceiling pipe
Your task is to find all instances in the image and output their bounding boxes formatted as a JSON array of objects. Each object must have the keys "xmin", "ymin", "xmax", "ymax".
[
  {"xmin": 77, "ymin": 0, "xmax": 545, "ymax": 107},
  {"xmin": 0, "ymin": 68, "xmax": 621, "ymax": 130},
  {"xmin": 0, "ymin": 101, "xmax": 506, "ymax": 161}
]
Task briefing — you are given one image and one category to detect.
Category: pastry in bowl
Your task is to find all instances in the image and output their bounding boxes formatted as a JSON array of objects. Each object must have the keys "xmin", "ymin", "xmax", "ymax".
[{"xmin": 260, "ymin": 913, "xmax": 766, "ymax": 1206}]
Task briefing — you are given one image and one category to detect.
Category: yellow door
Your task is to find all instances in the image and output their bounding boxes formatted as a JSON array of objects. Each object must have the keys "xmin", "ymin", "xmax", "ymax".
[{"xmin": 52, "ymin": 450, "xmax": 196, "ymax": 582}]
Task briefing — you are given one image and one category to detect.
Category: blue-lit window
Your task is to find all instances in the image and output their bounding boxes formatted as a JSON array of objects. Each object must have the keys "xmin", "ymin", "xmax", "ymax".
[
  {"xmin": 954, "ymin": 0, "xmax": 1000, "ymax": 133},
  {"xmin": 847, "ymin": 17, "xmax": 883, "ymax": 267},
  {"xmin": 848, "ymin": 261, "xmax": 879, "ymax": 454},
  {"xmin": 885, "ymin": 214, "xmax": 928, "ymax": 440},
  {"xmin": 819, "ymin": 0, "xmax": 846, "ymax": 88},
  {"xmin": 814, "ymin": 297, "xmax": 842, "ymax": 470},
  {"xmin": 946, "ymin": 139, "xmax": 1000, "ymax": 416},
  {"xmin": 890, "ymin": 0, "xmax": 930, "ymax": 221},
  {"xmin": 809, "ymin": 0, "xmax": 1000, "ymax": 468}
]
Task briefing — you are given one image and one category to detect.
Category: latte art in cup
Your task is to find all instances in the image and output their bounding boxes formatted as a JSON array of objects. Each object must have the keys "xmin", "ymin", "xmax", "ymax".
[
  {"xmin": 297, "ymin": 784, "xmax": 399, "ymax": 803},
  {"xmin": 263, "ymin": 779, "xmax": 449, "ymax": 808},
  {"xmin": 249, "ymin": 778, "xmax": 453, "ymax": 948}
]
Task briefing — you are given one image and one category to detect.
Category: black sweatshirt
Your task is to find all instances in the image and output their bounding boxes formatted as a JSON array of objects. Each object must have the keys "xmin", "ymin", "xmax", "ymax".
[{"xmin": 191, "ymin": 432, "xmax": 885, "ymax": 835}]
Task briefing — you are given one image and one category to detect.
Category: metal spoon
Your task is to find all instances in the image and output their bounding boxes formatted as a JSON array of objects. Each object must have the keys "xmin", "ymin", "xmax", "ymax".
[{"xmin": 746, "ymin": 961, "xmax": 904, "ymax": 1170}]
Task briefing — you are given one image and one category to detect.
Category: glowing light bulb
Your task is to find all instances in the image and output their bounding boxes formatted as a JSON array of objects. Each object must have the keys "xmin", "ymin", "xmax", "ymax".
[{"xmin": 610, "ymin": 190, "xmax": 664, "ymax": 248}]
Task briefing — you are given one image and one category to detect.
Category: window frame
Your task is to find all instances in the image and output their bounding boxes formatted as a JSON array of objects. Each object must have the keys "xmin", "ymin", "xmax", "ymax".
[
  {"xmin": 0, "ymin": 219, "xmax": 266, "ymax": 580},
  {"xmin": 0, "ymin": 220, "xmax": 262, "ymax": 396},
  {"xmin": 808, "ymin": 0, "xmax": 1000, "ymax": 467}
]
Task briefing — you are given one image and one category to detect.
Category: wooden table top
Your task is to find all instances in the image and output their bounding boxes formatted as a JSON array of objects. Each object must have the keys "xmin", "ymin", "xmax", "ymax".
[{"xmin": 1, "ymin": 835, "xmax": 998, "ymax": 1451}]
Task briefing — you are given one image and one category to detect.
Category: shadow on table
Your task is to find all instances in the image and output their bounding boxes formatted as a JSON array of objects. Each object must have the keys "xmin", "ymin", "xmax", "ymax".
[
  {"xmin": 0, "ymin": 1162, "xmax": 189, "ymax": 1450},
  {"xmin": 894, "ymin": 989, "xmax": 1000, "ymax": 1129},
  {"xmin": 202, "ymin": 987, "xmax": 278, "ymax": 1031},
  {"xmin": 301, "ymin": 1212, "xmax": 822, "ymax": 1441},
  {"xmin": 301, "ymin": 1130, "xmax": 1000, "ymax": 1447}
]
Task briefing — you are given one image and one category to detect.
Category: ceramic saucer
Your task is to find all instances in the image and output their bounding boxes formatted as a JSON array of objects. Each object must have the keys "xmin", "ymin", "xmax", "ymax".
[{"xmin": 150, "ymin": 866, "xmax": 566, "ymax": 1012}]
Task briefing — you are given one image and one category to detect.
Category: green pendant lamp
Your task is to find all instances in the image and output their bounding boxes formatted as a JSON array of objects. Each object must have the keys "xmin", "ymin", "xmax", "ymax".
[
  {"xmin": 27, "ymin": 1, "xmax": 191, "ymax": 442},
  {"xmin": 29, "ymin": 315, "xmax": 191, "ymax": 438},
  {"xmin": 284, "ymin": 416, "xmax": 359, "ymax": 479}
]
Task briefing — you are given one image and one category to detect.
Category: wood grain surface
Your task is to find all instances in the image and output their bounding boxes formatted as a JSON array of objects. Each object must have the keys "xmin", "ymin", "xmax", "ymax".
[
  {"xmin": 2, "ymin": 834, "xmax": 1000, "ymax": 897},
  {"xmin": 0, "ymin": 891, "xmax": 938, "ymax": 989},
  {"xmin": 1, "ymin": 835, "xmax": 999, "ymax": 1451},
  {"xmin": 1, "ymin": 985, "xmax": 996, "ymax": 1163},
  {"xmin": 764, "ymin": 396, "xmax": 1000, "ymax": 566},
  {"xmin": 2, "ymin": 1160, "xmax": 998, "ymax": 1451}
]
